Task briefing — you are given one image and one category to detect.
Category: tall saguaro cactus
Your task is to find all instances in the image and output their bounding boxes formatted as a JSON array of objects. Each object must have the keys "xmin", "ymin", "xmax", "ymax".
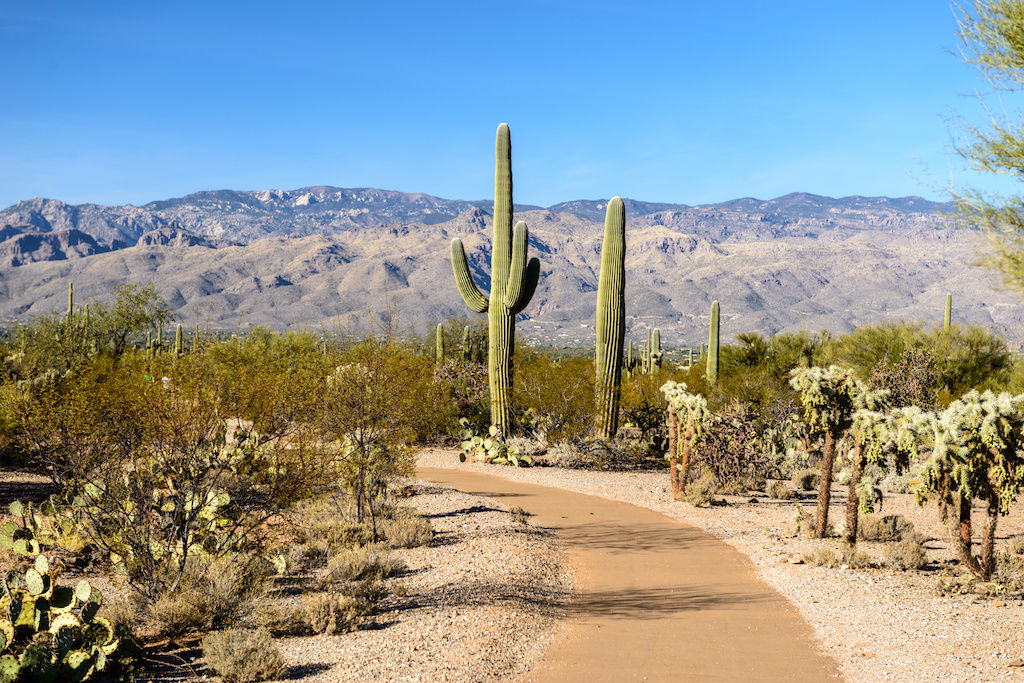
[
  {"xmin": 707, "ymin": 300, "xmax": 720, "ymax": 385},
  {"xmin": 944, "ymin": 293, "xmax": 952, "ymax": 331},
  {"xmin": 174, "ymin": 323, "xmax": 184, "ymax": 356},
  {"xmin": 595, "ymin": 197, "xmax": 626, "ymax": 439},
  {"xmin": 435, "ymin": 323, "xmax": 445, "ymax": 364},
  {"xmin": 450, "ymin": 123, "xmax": 541, "ymax": 435},
  {"xmin": 67, "ymin": 282, "xmax": 74, "ymax": 320}
]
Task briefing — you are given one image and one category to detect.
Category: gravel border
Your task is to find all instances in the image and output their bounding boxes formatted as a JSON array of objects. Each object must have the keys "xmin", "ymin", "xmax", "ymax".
[
  {"xmin": 272, "ymin": 480, "xmax": 572, "ymax": 682},
  {"xmin": 418, "ymin": 449, "xmax": 1024, "ymax": 682}
]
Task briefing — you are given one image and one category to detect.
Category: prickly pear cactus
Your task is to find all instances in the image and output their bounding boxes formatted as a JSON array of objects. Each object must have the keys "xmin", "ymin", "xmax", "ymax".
[{"xmin": 0, "ymin": 556, "xmax": 119, "ymax": 682}]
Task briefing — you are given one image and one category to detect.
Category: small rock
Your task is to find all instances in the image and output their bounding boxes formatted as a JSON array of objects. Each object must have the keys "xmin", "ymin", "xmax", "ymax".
[{"xmin": 992, "ymin": 601, "xmax": 1007, "ymax": 607}]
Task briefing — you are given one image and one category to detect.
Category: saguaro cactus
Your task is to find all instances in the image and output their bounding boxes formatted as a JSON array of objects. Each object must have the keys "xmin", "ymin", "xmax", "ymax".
[
  {"xmin": 450, "ymin": 123, "xmax": 541, "ymax": 435},
  {"xmin": 435, "ymin": 323, "xmax": 445, "ymax": 364},
  {"xmin": 595, "ymin": 197, "xmax": 626, "ymax": 439},
  {"xmin": 651, "ymin": 328, "xmax": 662, "ymax": 371},
  {"xmin": 174, "ymin": 323, "xmax": 183, "ymax": 356},
  {"xmin": 67, "ymin": 281, "xmax": 74, "ymax": 319},
  {"xmin": 944, "ymin": 293, "xmax": 952, "ymax": 331},
  {"xmin": 707, "ymin": 301, "xmax": 720, "ymax": 386}
]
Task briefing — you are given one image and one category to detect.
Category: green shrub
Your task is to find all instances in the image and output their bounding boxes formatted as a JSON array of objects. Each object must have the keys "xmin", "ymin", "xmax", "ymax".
[
  {"xmin": 509, "ymin": 507, "xmax": 532, "ymax": 525},
  {"xmin": 202, "ymin": 628, "xmax": 285, "ymax": 682}
]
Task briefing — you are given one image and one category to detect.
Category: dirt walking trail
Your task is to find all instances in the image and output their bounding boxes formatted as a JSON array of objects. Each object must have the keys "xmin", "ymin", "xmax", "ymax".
[{"xmin": 418, "ymin": 467, "xmax": 842, "ymax": 682}]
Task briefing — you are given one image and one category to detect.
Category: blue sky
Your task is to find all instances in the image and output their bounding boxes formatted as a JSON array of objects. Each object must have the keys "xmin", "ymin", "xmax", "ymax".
[{"xmin": 0, "ymin": 1, "xmax": 1016, "ymax": 208}]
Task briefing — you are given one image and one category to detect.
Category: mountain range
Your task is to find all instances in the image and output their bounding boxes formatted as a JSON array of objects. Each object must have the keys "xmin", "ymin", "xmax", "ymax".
[{"xmin": 0, "ymin": 187, "xmax": 1020, "ymax": 349}]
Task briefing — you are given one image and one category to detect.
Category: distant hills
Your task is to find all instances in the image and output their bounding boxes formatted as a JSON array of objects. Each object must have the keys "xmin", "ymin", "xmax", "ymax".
[{"xmin": 0, "ymin": 187, "xmax": 1020, "ymax": 348}]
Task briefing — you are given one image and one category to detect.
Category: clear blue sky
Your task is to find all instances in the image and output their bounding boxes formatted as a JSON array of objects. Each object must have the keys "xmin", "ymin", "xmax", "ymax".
[{"xmin": 0, "ymin": 1, "xmax": 1014, "ymax": 209}]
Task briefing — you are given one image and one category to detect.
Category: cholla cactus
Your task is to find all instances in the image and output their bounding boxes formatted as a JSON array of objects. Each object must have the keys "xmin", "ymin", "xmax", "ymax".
[
  {"xmin": 789, "ymin": 366, "xmax": 887, "ymax": 537},
  {"xmin": 842, "ymin": 407, "xmax": 924, "ymax": 545},
  {"xmin": 660, "ymin": 380, "xmax": 710, "ymax": 497},
  {"xmin": 916, "ymin": 389, "xmax": 1024, "ymax": 578}
]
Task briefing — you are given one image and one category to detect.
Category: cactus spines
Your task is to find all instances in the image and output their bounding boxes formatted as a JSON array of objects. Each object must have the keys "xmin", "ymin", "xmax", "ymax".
[
  {"xmin": 174, "ymin": 324, "xmax": 183, "ymax": 356},
  {"xmin": 707, "ymin": 301, "xmax": 720, "ymax": 386},
  {"xmin": 435, "ymin": 323, "xmax": 445, "ymax": 364},
  {"xmin": 595, "ymin": 196, "xmax": 626, "ymax": 439},
  {"xmin": 944, "ymin": 292, "xmax": 952, "ymax": 331},
  {"xmin": 449, "ymin": 123, "xmax": 541, "ymax": 435}
]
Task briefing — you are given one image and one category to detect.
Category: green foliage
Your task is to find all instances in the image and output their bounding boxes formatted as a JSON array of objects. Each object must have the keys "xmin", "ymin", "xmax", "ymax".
[
  {"xmin": 458, "ymin": 419, "xmax": 533, "ymax": 466},
  {"xmin": 0, "ymin": 556, "xmax": 119, "ymax": 681},
  {"xmin": 950, "ymin": 1, "xmax": 1024, "ymax": 293},
  {"xmin": 515, "ymin": 351, "xmax": 595, "ymax": 444}
]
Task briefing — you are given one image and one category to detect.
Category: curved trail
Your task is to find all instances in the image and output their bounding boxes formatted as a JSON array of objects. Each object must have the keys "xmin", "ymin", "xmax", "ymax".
[{"xmin": 418, "ymin": 467, "xmax": 841, "ymax": 682}]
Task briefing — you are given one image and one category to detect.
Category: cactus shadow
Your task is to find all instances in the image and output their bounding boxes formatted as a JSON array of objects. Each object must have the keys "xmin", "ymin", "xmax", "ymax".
[{"xmin": 423, "ymin": 504, "xmax": 503, "ymax": 519}]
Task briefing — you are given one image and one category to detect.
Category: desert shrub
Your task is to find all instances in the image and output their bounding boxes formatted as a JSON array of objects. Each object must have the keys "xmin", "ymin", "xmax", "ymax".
[
  {"xmin": 994, "ymin": 551, "xmax": 1024, "ymax": 590},
  {"xmin": 542, "ymin": 441, "xmax": 590, "ymax": 468},
  {"xmin": 858, "ymin": 514, "xmax": 917, "ymax": 542},
  {"xmin": 509, "ymin": 507, "xmax": 532, "ymax": 525},
  {"xmin": 841, "ymin": 547, "xmax": 875, "ymax": 569},
  {"xmin": 314, "ymin": 339, "xmax": 440, "ymax": 531},
  {"xmin": 691, "ymin": 400, "xmax": 772, "ymax": 486},
  {"xmin": 433, "ymin": 358, "xmax": 489, "ymax": 434},
  {"xmin": 1007, "ymin": 535, "xmax": 1024, "ymax": 556},
  {"xmin": 766, "ymin": 481, "xmax": 794, "ymax": 500},
  {"xmin": 791, "ymin": 469, "xmax": 819, "ymax": 491},
  {"xmin": 514, "ymin": 351, "xmax": 594, "ymax": 444},
  {"xmin": 147, "ymin": 555, "xmax": 269, "ymax": 637},
  {"xmin": 868, "ymin": 347, "xmax": 938, "ymax": 409},
  {"xmin": 383, "ymin": 513, "xmax": 433, "ymax": 548},
  {"xmin": 292, "ymin": 497, "xmax": 374, "ymax": 555},
  {"xmin": 202, "ymin": 628, "xmax": 285, "ymax": 682},
  {"xmin": 323, "ymin": 544, "xmax": 403, "ymax": 584},
  {"xmin": 681, "ymin": 471, "xmax": 723, "ymax": 507},
  {"xmin": 803, "ymin": 546, "xmax": 840, "ymax": 568},
  {"xmin": 793, "ymin": 504, "xmax": 817, "ymax": 537},
  {"xmin": 18, "ymin": 353, "xmax": 328, "ymax": 600},
  {"xmin": 884, "ymin": 538, "xmax": 928, "ymax": 571},
  {"xmin": 299, "ymin": 591, "xmax": 375, "ymax": 634}
]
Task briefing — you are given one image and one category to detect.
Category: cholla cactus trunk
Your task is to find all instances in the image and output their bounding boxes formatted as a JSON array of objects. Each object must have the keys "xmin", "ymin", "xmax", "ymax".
[
  {"xmin": 679, "ymin": 414, "xmax": 695, "ymax": 488},
  {"xmin": 595, "ymin": 197, "xmax": 626, "ymax": 439},
  {"xmin": 450, "ymin": 124, "xmax": 540, "ymax": 436},
  {"xmin": 174, "ymin": 323, "xmax": 183, "ymax": 356},
  {"xmin": 814, "ymin": 430, "xmax": 837, "ymax": 537},
  {"xmin": 843, "ymin": 441, "xmax": 865, "ymax": 546},
  {"xmin": 435, "ymin": 323, "xmax": 445, "ymax": 364},
  {"xmin": 955, "ymin": 495, "xmax": 980, "ymax": 576},
  {"xmin": 707, "ymin": 301, "xmax": 720, "ymax": 385},
  {"xmin": 668, "ymin": 410, "xmax": 680, "ymax": 498},
  {"xmin": 981, "ymin": 492, "xmax": 1000, "ymax": 577}
]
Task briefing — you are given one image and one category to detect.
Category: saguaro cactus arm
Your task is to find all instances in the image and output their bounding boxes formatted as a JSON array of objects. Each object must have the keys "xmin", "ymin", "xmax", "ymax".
[{"xmin": 450, "ymin": 239, "xmax": 490, "ymax": 313}]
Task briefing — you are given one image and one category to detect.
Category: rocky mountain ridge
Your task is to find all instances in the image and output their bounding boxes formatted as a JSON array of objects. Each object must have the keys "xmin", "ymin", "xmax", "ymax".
[{"xmin": 0, "ymin": 187, "xmax": 1017, "ymax": 347}]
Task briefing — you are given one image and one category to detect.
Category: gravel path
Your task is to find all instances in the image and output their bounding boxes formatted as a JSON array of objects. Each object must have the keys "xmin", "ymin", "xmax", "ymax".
[
  {"xmin": 418, "ymin": 449, "xmax": 1024, "ymax": 682},
  {"xmin": 274, "ymin": 480, "xmax": 572, "ymax": 682}
]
